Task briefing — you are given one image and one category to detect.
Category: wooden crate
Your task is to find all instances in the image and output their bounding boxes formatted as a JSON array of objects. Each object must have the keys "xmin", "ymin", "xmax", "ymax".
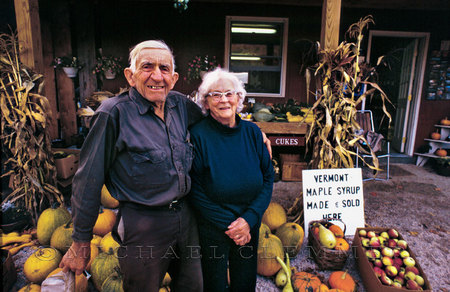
[
  {"xmin": 282, "ymin": 161, "xmax": 307, "ymax": 181},
  {"xmin": 279, "ymin": 153, "xmax": 301, "ymax": 165}
]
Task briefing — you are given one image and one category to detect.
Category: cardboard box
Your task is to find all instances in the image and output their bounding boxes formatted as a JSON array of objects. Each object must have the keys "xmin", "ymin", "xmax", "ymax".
[
  {"xmin": 53, "ymin": 148, "xmax": 80, "ymax": 179},
  {"xmin": 282, "ymin": 161, "xmax": 307, "ymax": 181},
  {"xmin": 353, "ymin": 227, "xmax": 432, "ymax": 292}
]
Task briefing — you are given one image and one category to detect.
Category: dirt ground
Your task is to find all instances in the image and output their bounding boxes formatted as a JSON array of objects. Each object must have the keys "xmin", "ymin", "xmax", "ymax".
[{"xmin": 257, "ymin": 163, "xmax": 450, "ymax": 291}]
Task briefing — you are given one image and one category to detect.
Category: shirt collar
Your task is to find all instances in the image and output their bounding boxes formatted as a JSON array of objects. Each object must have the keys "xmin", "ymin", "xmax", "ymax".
[{"xmin": 129, "ymin": 87, "xmax": 178, "ymax": 115}]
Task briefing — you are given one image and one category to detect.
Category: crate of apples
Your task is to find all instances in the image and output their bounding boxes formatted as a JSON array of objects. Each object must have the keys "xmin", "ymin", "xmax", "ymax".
[{"xmin": 354, "ymin": 227, "xmax": 431, "ymax": 291}]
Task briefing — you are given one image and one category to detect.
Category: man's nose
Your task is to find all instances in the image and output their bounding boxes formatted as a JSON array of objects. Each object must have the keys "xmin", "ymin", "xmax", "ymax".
[{"xmin": 150, "ymin": 68, "xmax": 163, "ymax": 81}]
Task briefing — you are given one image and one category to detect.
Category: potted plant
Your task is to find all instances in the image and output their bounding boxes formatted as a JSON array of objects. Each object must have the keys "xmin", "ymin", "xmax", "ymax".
[
  {"xmin": 52, "ymin": 56, "xmax": 83, "ymax": 77},
  {"xmin": 93, "ymin": 55, "xmax": 124, "ymax": 79},
  {"xmin": 185, "ymin": 54, "xmax": 219, "ymax": 83}
]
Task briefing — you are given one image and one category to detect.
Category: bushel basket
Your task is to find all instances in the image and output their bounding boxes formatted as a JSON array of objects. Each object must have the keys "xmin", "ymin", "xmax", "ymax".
[{"xmin": 308, "ymin": 218, "xmax": 349, "ymax": 270}]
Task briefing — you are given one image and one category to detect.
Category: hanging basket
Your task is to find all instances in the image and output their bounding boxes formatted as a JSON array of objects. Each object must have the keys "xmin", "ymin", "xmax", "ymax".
[
  {"xmin": 104, "ymin": 69, "xmax": 116, "ymax": 80},
  {"xmin": 62, "ymin": 67, "xmax": 78, "ymax": 78}
]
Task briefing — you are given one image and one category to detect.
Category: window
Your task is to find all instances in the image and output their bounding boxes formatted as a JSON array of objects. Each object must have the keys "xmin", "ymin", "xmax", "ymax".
[{"xmin": 225, "ymin": 16, "xmax": 288, "ymax": 97}]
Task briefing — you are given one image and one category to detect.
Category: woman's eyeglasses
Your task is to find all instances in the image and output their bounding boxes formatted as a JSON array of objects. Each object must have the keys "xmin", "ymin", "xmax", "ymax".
[{"xmin": 206, "ymin": 91, "xmax": 237, "ymax": 101}]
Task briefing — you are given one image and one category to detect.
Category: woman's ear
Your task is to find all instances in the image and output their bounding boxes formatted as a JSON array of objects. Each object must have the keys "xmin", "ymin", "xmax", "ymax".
[{"xmin": 124, "ymin": 68, "xmax": 135, "ymax": 87}]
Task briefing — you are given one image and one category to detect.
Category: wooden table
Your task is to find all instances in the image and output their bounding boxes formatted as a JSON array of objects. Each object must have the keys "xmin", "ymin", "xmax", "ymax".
[{"xmin": 253, "ymin": 122, "xmax": 308, "ymax": 146}]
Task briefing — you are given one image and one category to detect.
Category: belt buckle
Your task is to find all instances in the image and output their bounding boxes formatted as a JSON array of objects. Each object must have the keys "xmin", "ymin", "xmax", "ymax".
[{"xmin": 169, "ymin": 199, "xmax": 179, "ymax": 210}]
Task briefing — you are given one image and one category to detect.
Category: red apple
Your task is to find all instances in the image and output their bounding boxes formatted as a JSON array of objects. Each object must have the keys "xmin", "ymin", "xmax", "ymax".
[
  {"xmin": 366, "ymin": 249, "xmax": 379, "ymax": 261},
  {"xmin": 394, "ymin": 276, "xmax": 405, "ymax": 285},
  {"xmin": 387, "ymin": 239, "xmax": 398, "ymax": 248},
  {"xmin": 359, "ymin": 229, "xmax": 367, "ymax": 237},
  {"xmin": 398, "ymin": 267, "xmax": 406, "ymax": 279},
  {"xmin": 393, "ymin": 257, "xmax": 403, "ymax": 269},
  {"xmin": 369, "ymin": 237, "xmax": 381, "ymax": 248},
  {"xmin": 385, "ymin": 265, "xmax": 398, "ymax": 277},
  {"xmin": 380, "ymin": 271, "xmax": 393, "ymax": 286},
  {"xmin": 373, "ymin": 259, "xmax": 383, "ymax": 268},
  {"xmin": 405, "ymin": 266, "xmax": 420, "ymax": 275},
  {"xmin": 406, "ymin": 279, "xmax": 420, "ymax": 290},
  {"xmin": 373, "ymin": 266, "xmax": 384, "ymax": 277},
  {"xmin": 403, "ymin": 256, "xmax": 416, "ymax": 267},
  {"xmin": 392, "ymin": 282, "xmax": 403, "ymax": 288},
  {"xmin": 387, "ymin": 228, "xmax": 399, "ymax": 239},
  {"xmin": 361, "ymin": 238, "xmax": 370, "ymax": 248},
  {"xmin": 393, "ymin": 248, "xmax": 401, "ymax": 258},
  {"xmin": 397, "ymin": 239, "xmax": 408, "ymax": 250},
  {"xmin": 367, "ymin": 230, "xmax": 377, "ymax": 238},
  {"xmin": 382, "ymin": 256, "xmax": 394, "ymax": 266},
  {"xmin": 405, "ymin": 271, "xmax": 416, "ymax": 281},
  {"xmin": 380, "ymin": 231, "xmax": 390, "ymax": 239}
]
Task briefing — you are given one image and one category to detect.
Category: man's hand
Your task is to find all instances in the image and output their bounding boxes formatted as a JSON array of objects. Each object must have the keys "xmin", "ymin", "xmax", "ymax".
[
  {"xmin": 225, "ymin": 217, "xmax": 251, "ymax": 246},
  {"xmin": 60, "ymin": 241, "xmax": 91, "ymax": 275},
  {"xmin": 261, "ymin": 132, "xmax": 272, "ymax": 158}
]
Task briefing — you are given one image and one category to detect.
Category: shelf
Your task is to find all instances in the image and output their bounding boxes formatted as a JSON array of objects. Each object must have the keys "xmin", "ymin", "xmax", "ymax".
[
  {"xmin": 424, "ymin": 138, "xmax": 450, "ymax": 145},
  {"xmin": 414, "ymin": 152, "xmax": 449, "ymax": 159},
  {"xmin": 434, "ymin": 124, "xmax": 450, "ymax": 129}
]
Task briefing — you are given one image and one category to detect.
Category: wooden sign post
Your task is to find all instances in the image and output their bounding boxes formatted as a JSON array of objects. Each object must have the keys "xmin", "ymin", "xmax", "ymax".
[{"xmin": 303, "ymin": 168, "xmax": 365, "ymax": 237}]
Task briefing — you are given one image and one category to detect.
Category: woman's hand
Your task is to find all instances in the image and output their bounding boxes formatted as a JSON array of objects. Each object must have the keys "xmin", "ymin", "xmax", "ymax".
[{"xmin": 225, "ymin": 217, "xmax": 251, "ymax": 246}]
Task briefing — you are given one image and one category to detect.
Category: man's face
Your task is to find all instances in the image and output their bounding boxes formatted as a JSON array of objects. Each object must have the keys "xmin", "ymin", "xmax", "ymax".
[{"xmin": 125, "ymin": 48, "xmax": 179, "ymax": 103}]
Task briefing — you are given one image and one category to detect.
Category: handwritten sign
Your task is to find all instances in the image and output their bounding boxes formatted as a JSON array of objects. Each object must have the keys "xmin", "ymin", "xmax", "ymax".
[{"xmin": 302, "ymin": 168, "xmax": 365, "ymax": 237}]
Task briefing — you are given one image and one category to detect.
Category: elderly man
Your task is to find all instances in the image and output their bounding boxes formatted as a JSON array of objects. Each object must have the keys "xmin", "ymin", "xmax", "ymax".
[{"xmin": 60, "ymin": 40, "xmax": 204, "ymax": 291}]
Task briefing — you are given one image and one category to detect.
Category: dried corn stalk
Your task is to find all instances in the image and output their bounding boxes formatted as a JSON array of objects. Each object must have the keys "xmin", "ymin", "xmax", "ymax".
[
  {"xmin": 1, "ymin": 32, "xmax": 64, "ymax": 224},
  {"xmin": 306, "ymin": 16, "xmax": 392, "ymax": 171}
]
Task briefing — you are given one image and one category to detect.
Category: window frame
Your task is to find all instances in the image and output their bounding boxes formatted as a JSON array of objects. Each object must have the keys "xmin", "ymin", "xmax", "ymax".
[{"xmin": 224, "ymin": 16, "xmax": 289, "ymax": 98}]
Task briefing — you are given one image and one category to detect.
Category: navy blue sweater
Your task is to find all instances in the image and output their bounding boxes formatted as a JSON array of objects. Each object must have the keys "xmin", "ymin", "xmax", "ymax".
[{"xmin": 189, "ymin": 115, "xmax": 274, "ymax": 231}]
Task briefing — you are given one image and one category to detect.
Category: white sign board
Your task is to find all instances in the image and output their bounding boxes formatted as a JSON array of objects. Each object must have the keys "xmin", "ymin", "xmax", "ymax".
[{"xmin": 302, "ymin": 168, "xmax": 365, "ymax": 238}]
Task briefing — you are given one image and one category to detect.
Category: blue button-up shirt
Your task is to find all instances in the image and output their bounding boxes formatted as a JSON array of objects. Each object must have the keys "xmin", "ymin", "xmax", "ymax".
[{"xmin": 71, "ymin": 88, "xmax": 203, "ymax": 242}]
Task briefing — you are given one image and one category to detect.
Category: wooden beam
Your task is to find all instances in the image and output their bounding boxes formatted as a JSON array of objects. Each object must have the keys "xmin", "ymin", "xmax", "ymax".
[
  {"xmin": 14, "ymin": 0, "xmax": 44, "ymax": 72},
  {"xmin": 320, "ymin": 0, "xmax": 341, "ymax": 50}
]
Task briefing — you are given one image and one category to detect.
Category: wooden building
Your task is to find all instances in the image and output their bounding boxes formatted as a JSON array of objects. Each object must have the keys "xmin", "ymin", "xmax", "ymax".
[{"xmin": 3, "ymin": 0, "xmax": 450, "ymax": 158}]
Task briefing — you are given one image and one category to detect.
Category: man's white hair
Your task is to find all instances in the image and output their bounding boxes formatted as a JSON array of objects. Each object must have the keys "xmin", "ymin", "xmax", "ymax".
[{"xmin": 128, "ymin": 40, "xmax": 176, "ymax": 73}]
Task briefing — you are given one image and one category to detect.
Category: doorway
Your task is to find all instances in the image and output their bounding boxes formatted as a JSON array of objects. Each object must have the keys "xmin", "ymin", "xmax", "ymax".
[{"xmin": 366, "ymin": 31, "xmax": 430, "ymax": 156}]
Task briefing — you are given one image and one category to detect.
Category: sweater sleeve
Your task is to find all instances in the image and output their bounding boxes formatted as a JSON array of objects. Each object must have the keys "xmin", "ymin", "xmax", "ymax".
[{"xmin": 240, "ymin": 128, "xmax": 274, "ymax": 229}]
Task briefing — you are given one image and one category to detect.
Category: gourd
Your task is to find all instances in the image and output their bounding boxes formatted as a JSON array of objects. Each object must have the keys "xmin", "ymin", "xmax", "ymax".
[
  {"xmin": 328, "ymin": 224, "xmax": 344, "ymax": 238},
  {"xmin": 328, "ymin": 271, "xmax": 356, "ymax": 292},
  {"xmin": 50, "ymin": 221, "xmax": 73, "ymax": 253},
  {"xmin": 334, "ymin": 238, "xmax": 350, "ymax": 251},
  {"xmin": 101, "ymin": 185, "xmax": 119, "ymax": 209},
  {"xmin": 100, "ymin": 232, "xmax": 120, "ymax": 254},
  {"xmin": 440, "ymin": 117, "xmax": 450, "ymax": 126},
  {"xmin": 23, "ymin": 247, "xmax": 62, "ymax": 283},
  {"xmin": 47, "ymin": 267, "xmax": 89, "ymax": 292},
  {"xmin": 91, "ymin": 249, "xmax": 121, "ymax": 290},
  {"xmin": 275, "ymin": 222, "xmax": 304, "ymax": 257},
  {"xmin": 436, "ymin": 148, "xmax": 447, "ymax": 157},
  {"xmin": 93, "ymin": 208, "xmax": 116, "ymax": 236},
  {"xmin": 257, "ymin": 231, "xmax": 284, "ymax": 276},
  {"xmin": 36, "ymin": 205, "xmax": 71, "ymax": 245},
  {"xmin": 87, "ymin": 243, "xmax": 100, "ymax": 272},
  {"xmin": 18, "ymin": 284, "xmax": 41, "ymax": 292},
  {"xmin": 292, "ymin": 271, "xmax": 322, "ymax": 292},
  {"xmin": 317, "ymin": 283, "xmax": 330, "ymax": 292},
  {"xmin": 259, "ymin": 223, "xmax": 271, "ymax": 245},
  {"xmin": 91, "ymin": 234, "xmax": 103, "ymax": 246},
  {"xmin": 262, "ymin": 202, "xmax": 287, "ymax": 232},
  {"xmin": 101, "ymin": 271, "xmax": 124, "ymax": 292}
]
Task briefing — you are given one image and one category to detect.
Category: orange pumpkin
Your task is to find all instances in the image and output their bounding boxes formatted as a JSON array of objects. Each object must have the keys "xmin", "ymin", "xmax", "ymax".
[
  {"xmin": 435, "ymin": 148, "xmax": 448, "ymax": 157},
  {"xmin": 93, "ymin": 208, "xmax": 116, "ymax": 236},
  {"xmin": 317, "ymin": 283, "xmax": 330, "ymax": 292},
  {"xmin": 431, "ymin": 131, "xmax": 441, "ymax": 140},
  {"xmin": 328, "ymin": 224, "xmax": 344, "ymax": 238},
  {"xmin": 329, "ymin": 289, "xmax": 346, "ymax": 292},
  {"xmin": 292, "ymin": 271, "xmax": 322, "ymax": 292},
  {"xmin": 440, "ymin": 117, "xmax": 450, "ymax": 126},
  {"xmin": 334, "ymin": 238, "xmax": 350, "ymax": 251},
  {"xmin": 328, "ymin": 271, "xmax": 356, "ymax": 292}
]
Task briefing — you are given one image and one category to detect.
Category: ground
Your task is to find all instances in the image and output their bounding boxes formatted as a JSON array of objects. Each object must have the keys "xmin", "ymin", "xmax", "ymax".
[{"xmin": 257, "ymin": 163, "xmax": 450, "ymax": 291}]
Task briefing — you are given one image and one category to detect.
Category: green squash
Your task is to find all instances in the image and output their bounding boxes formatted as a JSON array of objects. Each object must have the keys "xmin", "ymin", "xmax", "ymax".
[
  {"xmin": 37, "ymin": 206, "xmax": 71, "ymax": 246},
  {"xmin": 91, "ymin": 250, "xmax": 120, "ymax": 290}
]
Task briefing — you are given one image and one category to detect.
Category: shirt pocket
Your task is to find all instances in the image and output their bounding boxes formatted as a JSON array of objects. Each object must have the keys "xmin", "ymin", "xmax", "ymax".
[{"xmin": 129, "ymin": 149, "xmax": 170, "ymax": 185}]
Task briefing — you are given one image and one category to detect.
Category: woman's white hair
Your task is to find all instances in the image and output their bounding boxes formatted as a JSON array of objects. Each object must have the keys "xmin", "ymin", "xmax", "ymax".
[
  {"xmin": 198, "ymin": 68, "xmax": 246, "ymax": 114},
  {"xmin": 128, "ymin": 40, "xmax": 176, "ymax": 73}
]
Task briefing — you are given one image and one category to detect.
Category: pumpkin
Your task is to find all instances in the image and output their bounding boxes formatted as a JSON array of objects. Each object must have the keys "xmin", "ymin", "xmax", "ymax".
[
  {"xmin": 292, "ymin": 271, "xmax": 321, "ymax": 292},
  {"xmin": 328, "ymin": 271, "xmax": 356, "ymax": 292},
  {"xmin": 18, "ymin": 284, "xmax": 41, "ymax": 292},
  {"xmin": 159, "ymin": 288, "xmax": 171, "ymax": 292},
  {"xmin": 259, "ymin": 223, "xmax": 271, "ymax": 245},
  {"xmin": 37, "ymin": 205, "xmax": 71, "ymax": 245},
  {"xmin": 440, "ymin": 117, "xmax": 450, "ymax": 126},
  {"xmin": 47, "ymin": 267, "xmax": 89, "ymax": 292},
  {"xmin": 334, "ymin": 238, "xmax": 350, "ymax": 251},
  {"xmin": 50, "ymin": 221, "xmax": 73, "ymax": 253},
  {"xmin": 91, "ymin": 249, "xmax": 120, "ymax": 290},
  {"xmin": 436, "ymin": 148, "xmax": 447, "ymax": 157},
  {"xmin": 256, "ymin": 231, "xmax": 284, "ymax": 277},
  {"xmin": 317, "ymin": 283, "xmax": 330, "ymax": 292},
  {"xmin": 101, "ymin": 184, "xmax": 120, "ymax": 209},
  {"xmin": 93, "ymin": 208, "xmax": 116, "ymax": 236},
  {"xmin": 23, "ymin": 247, "xmax": 62, "ymax": 283},
  {"xmin": 100, "ymin": 232, "xmax": 120, "ymax": 254},
  {"xmin": 91, "ymin": 234, "xmax": 103, "ymax": 246},
  {"xmin": 262, "ymin": 202, "xmax": 287, "ymax": 232},
  {"xmin": 101, "ymin": 271, "xmax": 124, "ymax": 292},
  {"xmin": 329, "ymin": 289, "xmax": 346, "ymax": 292},
  {"xmin": 431, "ymin": 131, "xmax": 441, "ymax": 140},
  {"xmin": 161, "ymin": 272, "xmax": 172, "ymax": 287},
  {"xmin": 275, "ymin": 222, "xmax": 304, "ymax": 257},
  {"xmin": 328, "ymin": 224, "xmax": 344, "ymax": 238},
  {"xmin": 87, "ymin": 243, "xmax": 100, "ymax": 272}
]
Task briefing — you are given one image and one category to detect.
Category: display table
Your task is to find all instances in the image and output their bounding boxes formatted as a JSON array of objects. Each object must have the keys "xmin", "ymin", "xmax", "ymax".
[{"xmin": 253, "ymin": 122, "xmax": 308, "ymax": 146}]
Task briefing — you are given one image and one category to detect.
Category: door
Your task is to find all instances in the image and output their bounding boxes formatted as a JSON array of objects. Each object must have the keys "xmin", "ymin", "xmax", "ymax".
[{"xmin": 392, "ymin": 39, "xmax": 418, "ymax": 152}]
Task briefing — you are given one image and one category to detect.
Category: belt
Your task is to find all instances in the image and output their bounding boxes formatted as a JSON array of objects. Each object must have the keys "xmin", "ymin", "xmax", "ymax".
[{"xmin": 122, "ymin": 197, "xmax": 184, "ymax": 211}]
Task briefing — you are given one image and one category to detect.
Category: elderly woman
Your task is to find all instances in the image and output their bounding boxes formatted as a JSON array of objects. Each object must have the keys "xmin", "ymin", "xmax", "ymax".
[{"xmin": 189, "ymin": 68, "xmax": 274, "ymax": 291}]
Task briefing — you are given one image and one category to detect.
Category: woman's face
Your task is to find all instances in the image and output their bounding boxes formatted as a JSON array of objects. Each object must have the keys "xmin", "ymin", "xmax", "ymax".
[{"xmin": 205, "ymin": 79, "xmax": 238, "ymax": 127}]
